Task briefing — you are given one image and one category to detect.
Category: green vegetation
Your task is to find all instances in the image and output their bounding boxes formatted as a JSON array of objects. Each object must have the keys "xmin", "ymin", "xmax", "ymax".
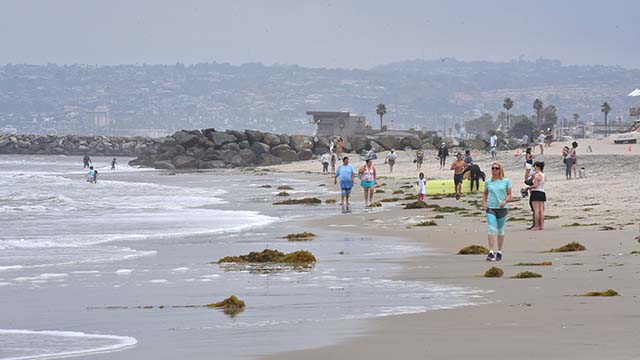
[
  {"xmin": 404, "ymin": 201, "xmax": 428, "ymax": 209},
  {"xmin": 415, "ymin": 220, "xmax": 437, "ymax": 227},
  {"xmin": 484, "ymin": 267, "xmax": 504, "ymax": 278},
  {"xmin": 457, "ymin": 245, "xmax": 489, "ymax": 255},
  {"xmin": 273, "ymin": 197, "xmax": 322, "ymax": 205},
  {"xmin": 580, "ymin": 289, "xmax": 618, "ymax": 297},
  {"xmin": 511, "ymin": 271, "xmax": 542, "ymax": 279},
  {"xmin": 514, "ymin": 262, "xmax": 552, "ymax": 266},
  {"xmin": 393, "ymin": 189, "xmax": 404, "ymax": 194},
  {"xmin": 548, "ymin": 242, "xmax": 586, "ymax": 252},
  {"xmin": 284, "ymin": 232, "xmax": 316, "ymax": 240}
]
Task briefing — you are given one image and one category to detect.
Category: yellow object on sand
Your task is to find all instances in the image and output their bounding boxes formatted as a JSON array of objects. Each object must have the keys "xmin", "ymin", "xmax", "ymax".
[{"xmin": 425, "ymin": 179, "xmax": 485, "ymax": 195}]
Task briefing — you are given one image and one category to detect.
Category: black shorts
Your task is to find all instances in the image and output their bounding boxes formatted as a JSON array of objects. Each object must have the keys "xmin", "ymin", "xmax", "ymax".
[
  {"xmin": 454, "ymin": 174, "xmax": 464, "ymax": 185},
  {"xmin": 530, "ymin": 191, "xmax": 546, "ymax": 202}
]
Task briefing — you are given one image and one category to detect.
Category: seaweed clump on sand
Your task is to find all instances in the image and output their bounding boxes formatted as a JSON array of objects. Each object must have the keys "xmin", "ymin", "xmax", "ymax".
[
  {"xmin": 415, "ymin": 220, "xmax": 437, "ymax": 227},
  {"xmin": 511, "ymin": 271, "xmax": 542, "ymax": 279},
  {"xmin": 404, "ymin": 201, "xmax": 428, "ymax": 209},
  {"xmin": 403, "ymin": 194, "xmax": 419, "ymax": 200},
  {"xmin": 368, "ymin": 202, "xmax": 382, "ymax": 207},
  {"xmin": 277, "ymin": 185, "xmax": 293, "ymax": 190},
  {"xmin": 548, "ymin": 242, "xmax": 586, "ymax": 252},
  {"xmin": 580, "ymin": 289, "xmax": 619, "ymax": 297},
  {"xmin": 207, "ymin": 295, "xmax": 246, "ymax": 316},
  {"xmin": 380, "ymin": 197, "xmax": 401, "ymax": 202},
  {"xmin": 457, "ymin": 245, "xmax": 489, "ymax": 255},
  {"xmin": 276, "ymin": 191, "xmax": 289, "ymax": 197},
  {"xmin": 284, "ymin": 232, "xmax": 316, "ymax": 240},
  {"xmin": 258, "ymin": 184, "xmax": 272, "ymax": 188},
  {"xmin": 484, "ymin": 267, "xmax": 504, "ymax": 278},
  {"xmin": 273, "ymin": 197, "xmax": 322, "ymax": 205},
  {"xmin": 325, "ymin": 199, "xmax": 337, "ymax": 204},
  {"xmin": 216, "ymin": 249, "xmax": 316, "ymax": 266},
  {"xmin": 514, "ymin": 262, "xmax": 552, "ymax": 266},
  {"xmin": 433, "ymin": 215, "xmax": 445, "ymax": 219},
  {"xmin": 393, "ymin": 189, "xmax": 404, "ymax": 194},
  {"xmin": 375, "ymin": 189, "xmax": 385, "ymax": 193}
]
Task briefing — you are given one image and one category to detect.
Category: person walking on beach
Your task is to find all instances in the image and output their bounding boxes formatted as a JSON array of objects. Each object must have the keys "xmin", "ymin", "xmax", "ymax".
[
  {"xmin": 562, "ymin": 145, "xmax": 573, "ymax": 179},
  {"xmin": 415, "ymin": 148, "xmax": 424, "ymax": 171},
  {"xmin": 83, "ymin": 154, "xmax": 92, "ymax": 169},
  {"xmin": 526, "ymin": 161, "xmax": 546, "ymax": 230},
  {"xmin": 417, "ymin": 172, "xmax": 427, "ymax": 201},
  {"xmin": 482, "ymin": 161, "xmax": 512, "ymax": 261},
  {"xmin": 537, "ymin": 131, "xmax": 546, "ymax": 154},
  {"xmin": 336, "ymin": 137, "xmax": 344, "ymax": 160},
  {"xmin": 358, "ymin": 158, "xmax": 377, "ymax": 207},
  {"xmin": 521, "ymin": 134, "xmax": 529, "ymax": 149},
  {"xmin": 111, "ymin": 157, "xmax": 117, "ymax": 170},
  {"xmin": 334, "ymin": 156, "xmax": 355, "ymax": 207},
  {"xmin": 490, "ymin": 133, "xmax": 498, "ymax": 159},
  {"xmin": 524, "ymin": 147, "xmax": 534, "ymax": 181},
  {"xmin": 385, "ymin": 148, "xmax": 398, "ymax": 173},
  {"xmin": 330, "ymin": 154, "xmax": 337, "ymax": 173},
  {"xmin": 450, "ymin": 153, "xmax": 466, "ymax": 200},
  {"xmin": 437, "ymin": 142, "xmax": 449, "ymax": 169},
  {"xmin": 570, "ymin": 141, "xmax": 578, "ymax": 178},
  {"xmin": 320, "ymin": 152, "xmax": 331, "ymax": 173}
]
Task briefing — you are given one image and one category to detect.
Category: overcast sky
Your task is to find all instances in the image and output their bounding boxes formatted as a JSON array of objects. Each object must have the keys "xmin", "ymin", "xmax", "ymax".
[{"xmin": 1, "ymin": 0, "xmax": 638, "ymax": 69}]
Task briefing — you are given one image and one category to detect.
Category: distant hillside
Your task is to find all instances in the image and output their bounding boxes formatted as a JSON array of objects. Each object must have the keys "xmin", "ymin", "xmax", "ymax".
[{"xmin": 0, "ymin": 59, "xmax": 638, "ymax": 136}]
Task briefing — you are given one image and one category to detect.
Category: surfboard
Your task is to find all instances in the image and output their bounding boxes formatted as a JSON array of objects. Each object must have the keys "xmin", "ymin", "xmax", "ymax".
[{"xmin": 425, "ymin": 179, "xmax": 484, "ymax": 195}]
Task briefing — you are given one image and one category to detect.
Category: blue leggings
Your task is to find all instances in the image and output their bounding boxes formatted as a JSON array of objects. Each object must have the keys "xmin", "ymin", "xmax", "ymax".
[{"xmin": 486, "ymin": 209, "xmax": 508, "ymax": 236}]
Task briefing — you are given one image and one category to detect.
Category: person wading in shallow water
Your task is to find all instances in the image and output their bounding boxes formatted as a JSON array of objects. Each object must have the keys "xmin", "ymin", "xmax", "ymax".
[
  {"xmin": 482, "ymin": 161, "xmax": 512, "ymax": 261},
  {"xmin": 334, "ymin": 156, "xmax": 355, "ymax": 209},
  {"xmin": 358, "ymin": 158, "xmax": 377, "ymax": 207},
  {"xmin": 450, "ymin": 153, "xmax": 466, "ymax": 200}
]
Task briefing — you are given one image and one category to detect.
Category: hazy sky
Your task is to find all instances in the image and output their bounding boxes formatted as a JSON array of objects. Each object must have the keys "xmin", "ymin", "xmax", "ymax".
[{"xmin": 2, "ymin": 0, "xmax": 639, "ymax": 69}]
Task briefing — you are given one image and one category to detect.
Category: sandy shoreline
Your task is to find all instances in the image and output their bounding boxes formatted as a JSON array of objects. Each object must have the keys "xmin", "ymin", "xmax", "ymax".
[{"xmin": 259, "ymin": 138, "xmax": 640, "ymax": 359}]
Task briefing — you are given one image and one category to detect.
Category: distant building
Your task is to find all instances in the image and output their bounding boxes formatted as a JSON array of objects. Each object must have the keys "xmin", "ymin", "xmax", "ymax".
[
  {"xmin": 87, "ymin": 106, "xmax": 112, "ymax": 128},
  {"xmin": 307, "ymin": 111, "xmax": 367, "ymax": 137}
]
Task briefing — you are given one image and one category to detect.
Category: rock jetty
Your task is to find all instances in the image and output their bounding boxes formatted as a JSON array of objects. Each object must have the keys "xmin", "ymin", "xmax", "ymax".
[{"xmin": 1, "ymin": 128, "xmax": 429, "ymax": 170}]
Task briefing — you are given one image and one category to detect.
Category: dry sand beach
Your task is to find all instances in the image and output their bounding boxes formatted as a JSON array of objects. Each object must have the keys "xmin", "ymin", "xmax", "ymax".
[{"xmin": 261, "ymin": 138, "xmax": 640, "ymax": 360}]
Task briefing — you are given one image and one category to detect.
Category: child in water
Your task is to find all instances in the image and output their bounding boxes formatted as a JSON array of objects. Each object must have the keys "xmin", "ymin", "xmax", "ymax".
[
  {"xmin": 416, "ymin": 172, "xmax": 427, "ymax": 202},
  {"xmin": 87, "ymin": 166, "xmax": 98, "ymax": 183}
]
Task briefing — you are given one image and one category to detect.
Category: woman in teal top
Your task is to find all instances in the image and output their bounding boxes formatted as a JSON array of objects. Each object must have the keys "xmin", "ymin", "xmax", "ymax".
[{"xmin": 482, "ymin": 161, "xmax": 512, "ymax": 261}]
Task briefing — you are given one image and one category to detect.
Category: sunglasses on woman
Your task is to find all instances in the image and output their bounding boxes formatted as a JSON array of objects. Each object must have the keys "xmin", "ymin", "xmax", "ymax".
[{"xmin": 491, "ymin": 167, "xmax": 500, "ymax": 170}]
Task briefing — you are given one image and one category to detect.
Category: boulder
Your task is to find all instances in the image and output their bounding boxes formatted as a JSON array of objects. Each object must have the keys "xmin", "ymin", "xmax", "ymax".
[
  {"xmin": 250, "ymin": 142, "xmax": 271, "ymax": 157},
  {"xmin": 278, "ymin": 134, "xmax": 290, "ymax": 146},
  {"xmin": 245, "ymin": 129, "xmax": 265, "ymax": 143},
  {"xmin": 278, "ymin": 150, "xmax": 299, "ymax": 162},
  {"xmin": 153, "ymin": 160, "xmax": 177, "ymax": 170},
  {"xmin": 270, "ymin": 144, "xmax": 292, "ymax": 156},
  {"xmin": 369, "ymin": 141, "xmax": 385, "ymax": 153},
  {"xmin": 238, "ymin": 149, "xmax": 257, "ymax": 164},
  {"xmin": 173, "ymin": 130, "xmax": 202, "ymax": 148},
  {"xmin": 349, "ymin": 135, "xmax": 369, "ymax": 153},
  {"xmin": 421, "ymin": 143, "xmax": 436, "ymax": 150},
  {"xmin": 228, "ymin": 154, "xmax": 247, "ymax": 167},
  {"xmin": 289, "ymin": 135, "xmax": 312, "ymax": 152},
  {"xmin": 376, "ymin": 135, "xmax": 400, "ymax": 150},
  {"xmin": 262, "ymin": 133, "xmax": 281, "ymax": 147},
  {"xmin": 341, "ymin": 138, "xmax": 353, "ymax": 153},
  {"xmin": 172, "ymin": 155, "xmax": 198, "ymax": 169},
  {"xmin": 201, "ymin": 128, "xmax": 217, "ymax": 138},
  {"xmin": 400, "ymin": 136, "xmax": 422, "ymax": 150},
  {"xmin": 199, "ymin": 160, "xmax": 226, "ymax": 169},
  {"xmin": 238, "ymin": 140, "xmax": 250, "ymax": 149},
  {"xmin": 202, "ymin": 148, "xmax": 226, "ymax": 161},
  {"xmin": 221, "ymin": 142, "xmax": 240, "ymax": 152},
  {"xmin": 209, "ymin": 132, "xmax": 237, "ymax": 147},
  {"xmin": 226, "ymin": 130, "xmax": 247, "ymax": 142},
  {"xmin": 258, "ymin": 153, "xmax": 284, "ymax": 166},
  {"xmin": 297, "ymin": 149, "xmax": 313, "ymax": 160}
]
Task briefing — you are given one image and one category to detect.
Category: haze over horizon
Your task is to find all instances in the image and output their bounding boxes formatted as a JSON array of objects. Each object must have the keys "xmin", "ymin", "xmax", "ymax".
[{"xmin": 2, "ymin": 0, "xmax": 639, "ymax": 70}]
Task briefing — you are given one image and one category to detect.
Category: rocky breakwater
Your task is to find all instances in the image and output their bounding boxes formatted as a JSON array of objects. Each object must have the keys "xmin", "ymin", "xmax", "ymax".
[
  {"xmin": 128, "ymin": 129, "xmax": 429, "ymax": 170},
  {"xmin": 0, "ymin": 133, "xmax": 156, "ymax": 157}
]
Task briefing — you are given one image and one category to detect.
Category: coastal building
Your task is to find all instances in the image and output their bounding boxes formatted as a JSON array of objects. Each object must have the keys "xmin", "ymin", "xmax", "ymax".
[
  {"xmin": 306, "ymin": 111, "xmax": 367, "ymax": 137},
  {"xmin": 87, "ymin": 106, "xmax": 112, "ymax": 129}
]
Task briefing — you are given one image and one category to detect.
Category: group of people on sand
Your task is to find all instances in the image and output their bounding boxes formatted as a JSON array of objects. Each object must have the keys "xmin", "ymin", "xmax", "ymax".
[
  {"xmin": 449, "ymin": 150, "xmax": 486, "ymax": 200},
  {"xmin": 82, "ymin": 155, "xmax": 118, "ymax": 183}
]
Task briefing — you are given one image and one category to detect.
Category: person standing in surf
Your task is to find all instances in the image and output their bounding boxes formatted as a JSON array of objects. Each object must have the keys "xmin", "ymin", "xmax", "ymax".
[
  {"xmin": 482, "ymin": 161, "xmax": 512, "ymax": 261},
  {"xmin": 111, "ymin": 157, "xmax": 117, "ymax": 170},
  {"xmin": 83, "ymin": 154, "xmax": 92, "ymax": 169}
]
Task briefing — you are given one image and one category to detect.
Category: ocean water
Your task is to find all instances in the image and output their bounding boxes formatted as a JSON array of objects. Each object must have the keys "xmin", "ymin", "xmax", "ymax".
[{"xmin": 0, "ymin": 155, "xmax": 486, "ymax": 360}]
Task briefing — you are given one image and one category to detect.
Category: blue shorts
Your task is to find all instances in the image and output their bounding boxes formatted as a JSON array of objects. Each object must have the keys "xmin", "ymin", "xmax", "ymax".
[
  {"xmin": 490, "ymin": 146, "xmax": 496, "ymax": 153},
  {"xmin": 340, "ymin": 179, "xmax": 353, "ymax": 195},
  {"xmin": 486, "ymin": 208, "xmax": 508, "ymax": 236}
]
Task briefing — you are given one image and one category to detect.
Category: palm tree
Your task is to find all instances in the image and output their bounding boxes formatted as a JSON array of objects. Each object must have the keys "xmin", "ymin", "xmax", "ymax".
[
  {"xmin": 601, "ymin": 102, "xmax": 611, "ymax": 137},
  {"xmin": 572, "ymin": 113, "xmax": 579, "ymax": 125},
  {"xmin": 533, "ymin": 98, "xmax": 543, "ymax": 125},
  {"xmin": 503, "ymin": 98, "xmax": 514, "ymax": 129},
  {"xmin": 376, "ymin": 103, "xmax": 387, "ymax": 130}
]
